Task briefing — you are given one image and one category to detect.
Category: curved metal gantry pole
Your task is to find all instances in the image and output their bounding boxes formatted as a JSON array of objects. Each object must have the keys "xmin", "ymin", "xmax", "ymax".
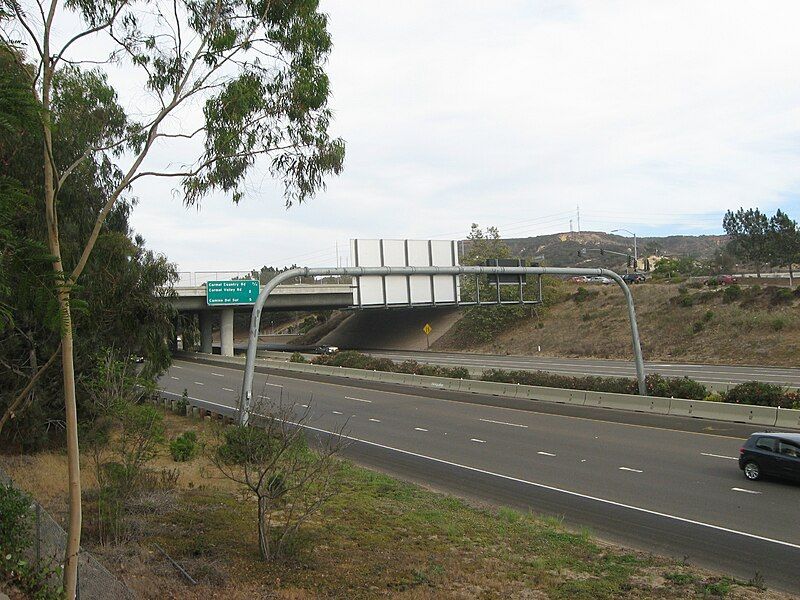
[{"xmin": 238, "ymin": 266, "xmax": 646, "ymax": 425}]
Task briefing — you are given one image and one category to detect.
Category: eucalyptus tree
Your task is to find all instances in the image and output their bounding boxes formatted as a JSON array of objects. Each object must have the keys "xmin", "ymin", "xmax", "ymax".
[{"xmin": 0, "ymin": 1, "xmax": 344, "ymax": 595}]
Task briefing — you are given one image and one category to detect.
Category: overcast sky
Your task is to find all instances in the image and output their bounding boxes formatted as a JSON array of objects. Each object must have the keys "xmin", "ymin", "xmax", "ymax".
[{"xmin": 123, "ymin": 1, "xmax": 800, "ymax": 272}]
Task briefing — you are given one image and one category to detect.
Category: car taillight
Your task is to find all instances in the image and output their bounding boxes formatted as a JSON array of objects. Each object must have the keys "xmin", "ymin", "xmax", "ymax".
[{"xmin": 740, "ymin": 447, "xmax": 745, "ymax": 454}]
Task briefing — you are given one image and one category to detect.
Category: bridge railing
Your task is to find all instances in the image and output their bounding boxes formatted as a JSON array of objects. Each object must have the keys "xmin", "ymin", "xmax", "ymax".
[{"xmin": 176, "ymin": 271, "xmax": 255, "ymax": 287}]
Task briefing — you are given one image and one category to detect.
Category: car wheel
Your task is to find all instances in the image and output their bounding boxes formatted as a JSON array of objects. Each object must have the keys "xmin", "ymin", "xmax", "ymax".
[{"xmin": 743, "ymin": 461, "xmax": 761, "ymax": 481}]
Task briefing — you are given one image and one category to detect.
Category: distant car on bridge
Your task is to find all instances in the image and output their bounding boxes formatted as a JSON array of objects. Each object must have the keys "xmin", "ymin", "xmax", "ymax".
[
  {"xmin": 569, "ymin": 275, "xmax": 590, "ymax": 283},
  {"xmin": 739, "ymin": 432, "xmax": 800, "ymax": 482}
]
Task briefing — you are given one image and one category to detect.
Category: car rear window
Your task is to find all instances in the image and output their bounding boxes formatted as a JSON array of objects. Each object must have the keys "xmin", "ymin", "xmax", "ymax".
[{"xmin": 754, "ymin": 437, "xmax": 777, "ymax": 452}]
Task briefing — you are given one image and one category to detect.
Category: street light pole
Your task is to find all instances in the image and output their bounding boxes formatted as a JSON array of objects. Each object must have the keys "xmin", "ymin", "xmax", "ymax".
[{"xmin": 612, "ymin": 229, "xmax": 638, "ymax": 271}]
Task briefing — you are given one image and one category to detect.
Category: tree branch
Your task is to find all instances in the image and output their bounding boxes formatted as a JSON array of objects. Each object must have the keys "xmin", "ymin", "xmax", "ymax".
[{"xmin": 0, "ymin": 344, "xmax": 62, "ymax": 435}]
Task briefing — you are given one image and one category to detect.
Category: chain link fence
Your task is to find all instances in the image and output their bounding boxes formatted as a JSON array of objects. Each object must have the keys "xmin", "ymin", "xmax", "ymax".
[{"xmin": 0, "ymin": 467, "xmax": 135, "ymax": 599}]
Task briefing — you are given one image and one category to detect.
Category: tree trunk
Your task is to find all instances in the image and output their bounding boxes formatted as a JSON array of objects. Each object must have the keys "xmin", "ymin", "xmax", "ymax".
[
  {"xmin": 42, "ymin": 101, "xmax": 81, "ymax": 599},
  {"xmin": 257, "ymin": 496, "xmax": 269, "ymax": 560},
  {"xmin": 789, "ymin": 264, "xmax": 794, "ymax": 289}
]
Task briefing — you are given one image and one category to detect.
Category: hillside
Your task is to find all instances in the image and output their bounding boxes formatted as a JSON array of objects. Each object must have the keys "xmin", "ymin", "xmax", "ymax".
[
  {"xmin": 466, "ymin": 231, "xmax": 728, "ymax": 269},
  {"xmin": 434, "ymin": 281, "xmax": 800, "ymax": 367}
]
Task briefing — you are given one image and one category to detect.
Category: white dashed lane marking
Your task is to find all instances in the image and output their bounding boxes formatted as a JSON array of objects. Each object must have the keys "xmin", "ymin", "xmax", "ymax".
[
  {"xmin": 332, "ymin": 411, "xmax": 343, "ymax": 415},
  {"xmin": 414, "ymin": 427, "xmax": 428, "ymax": 432},
  {"xmin": 262, "ymin": 382, "xmax": 283, "ymax": 388},
  {"xmin": 471, "ymin": 438, "xmax": 486, "ymax": 443},
  {"xmin": 345, "ymin": 396, "xmax": 372, "ymax": 403},
  {"xmin": 193, "ymin": 382, "xmax": 204, "ymax": 386},
  {"xmin": 702, "ymin": 453, "xmax": 738, "ymax": 460},
  {"xmin": 537, "ymin": 451, "xmax": 556, "ymax": 457},
  {"xmin": 222, "ymin": 387, "xmax": 234, "ymax": 392},
  {"xmin": 211, "ymin": 373, "xmax": 224, "ymax": 377},
  {"xmin": 732, "ymin": 487, "xmax": 761, "ymax": 495},
  {"xmin": 619, "ymin": 467, "xmax": 643, "ymax": 473},
  {"xmin": 479, "ymin": 418, "xmax": 528, "ymax": 428},
  {"xmin": 369, "ymin": 418, "xmax": 381, "ymax": 422},
  {"xmin": 170, "ymin": 376, "xmax": 179, "ymax": 380}
]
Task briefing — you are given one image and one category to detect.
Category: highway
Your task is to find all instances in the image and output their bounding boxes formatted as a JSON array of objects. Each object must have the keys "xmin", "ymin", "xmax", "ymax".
[
  {"xmin": 159, "ymin": 358, "xmax": 800, "ymax": 593},
  {"xmin": 362, "ymin": 349, "xmax": 800, "ymax": 389}
]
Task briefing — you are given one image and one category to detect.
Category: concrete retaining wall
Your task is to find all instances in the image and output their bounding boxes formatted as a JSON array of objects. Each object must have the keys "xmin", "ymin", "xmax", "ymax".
[{"xmin": 175, "ymin": 352, "xmax": 798, "ymax": 429}]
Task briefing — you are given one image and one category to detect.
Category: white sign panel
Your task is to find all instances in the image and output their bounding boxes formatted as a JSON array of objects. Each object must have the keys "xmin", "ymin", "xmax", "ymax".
[{"xmin": 350, "ymin": 239, "xmax": 461, "ymax": 307}]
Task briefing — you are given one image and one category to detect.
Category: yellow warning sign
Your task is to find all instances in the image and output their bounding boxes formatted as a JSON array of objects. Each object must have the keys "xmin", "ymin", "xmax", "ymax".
[{"xmin": 423, "ymin": 323, "xmax": 432, "ymax": 335}]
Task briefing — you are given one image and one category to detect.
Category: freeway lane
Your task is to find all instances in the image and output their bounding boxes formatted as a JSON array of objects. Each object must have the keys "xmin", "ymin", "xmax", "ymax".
[
  {"xmin": 160, "ymin": 359, "xmax": 800, "ymax": 593},
  {"xmin": 363, "ymin": 349, "xmax": 800, "ymax": 388}
]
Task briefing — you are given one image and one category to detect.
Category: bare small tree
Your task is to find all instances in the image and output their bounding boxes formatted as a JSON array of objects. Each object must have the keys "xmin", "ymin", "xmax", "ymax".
[{"xmin": 210, "ymin": 393, "xmax": 345, "ymax": 561}]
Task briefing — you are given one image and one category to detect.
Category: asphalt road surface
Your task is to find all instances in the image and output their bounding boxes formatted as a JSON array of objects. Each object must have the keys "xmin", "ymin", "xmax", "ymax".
[
  {"xmin": 160, "ymin": 358, "xmax": 800, "ymax": 593},
  {"xmin": 363, "ymin": 349, "xmax": 800, "ymax": 389}
]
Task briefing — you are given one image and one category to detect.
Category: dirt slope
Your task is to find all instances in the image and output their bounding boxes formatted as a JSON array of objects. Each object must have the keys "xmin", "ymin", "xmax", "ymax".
[{"xmin": 434, "ymin": 282, "xmax": 800, "ymax": 366}]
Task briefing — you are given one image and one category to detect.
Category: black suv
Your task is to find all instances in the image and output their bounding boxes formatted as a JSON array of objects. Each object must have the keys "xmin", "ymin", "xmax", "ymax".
[
  {"xmin": 739, "ymin": 432, "xmax": 800, "ymax": 482},
  {"xmin": 622, "ymin": 273, "xmax": 646, "ymax": 284}
]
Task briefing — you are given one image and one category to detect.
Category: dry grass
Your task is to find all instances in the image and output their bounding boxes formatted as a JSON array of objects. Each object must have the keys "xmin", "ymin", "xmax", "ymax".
[
  {"xmin": 2, "ymin": 411, "xmax": 795, "ymax": 599},
  {"xmin": 437, "ymin": 282, "xmax": 800, "ymax": 367}
]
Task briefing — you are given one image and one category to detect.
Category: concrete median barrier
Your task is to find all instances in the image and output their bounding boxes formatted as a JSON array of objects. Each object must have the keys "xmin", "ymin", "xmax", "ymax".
[
  {"xmin": 668, "ymin": 398, "xmax": 777, "ymax": 426},
  {"xmin": 584, "ymin": 391, "xmax": 670, "ymax": 414},
  {"xmin": 458, "ymin": 380, "xmax": 519, "ymax": 397},
  {"xmin": 173, "ymin": 352, "xmax": 799, "ymax": 430},
  {"xmin": 775, "ymin": 407, "xmax": 800, "ymax": 429},
  {"xmin": 516, "ymin": 385, "xmax": 587, "ymax": 405}
]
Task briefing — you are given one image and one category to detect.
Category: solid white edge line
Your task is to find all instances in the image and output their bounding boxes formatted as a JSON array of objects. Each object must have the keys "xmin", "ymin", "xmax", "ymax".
[
  {"xmin": 480, "ymin": 418, "xmax": 528, "ymax": 428},
  {"xmin": 157, "ymin": 389, "xmax": 800, "ymax": 552}
]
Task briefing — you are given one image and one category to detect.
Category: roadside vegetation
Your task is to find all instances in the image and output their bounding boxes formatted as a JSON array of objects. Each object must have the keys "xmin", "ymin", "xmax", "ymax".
[
  {"xmin": 312, "ymin": 351, "xmax": 800, "ymax": 408},
  {"xmin": 1, "ymin": 408, "xmax": 784, "ymax": 600}
]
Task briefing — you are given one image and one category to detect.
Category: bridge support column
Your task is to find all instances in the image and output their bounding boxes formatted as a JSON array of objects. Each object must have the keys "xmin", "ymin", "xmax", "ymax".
[
  {"xmin": 199, "ymin": 311, "xmax": 213, "ymax": 354},
  {"xmin": 220, "ymin": 308, "xmax": 234, "ymax": 357}
]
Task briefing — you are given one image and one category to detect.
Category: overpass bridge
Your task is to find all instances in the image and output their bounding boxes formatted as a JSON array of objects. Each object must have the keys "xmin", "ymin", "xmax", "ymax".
[{"xmin": 167, "ymin": 280, "xmax": 353, "ymax": 357}]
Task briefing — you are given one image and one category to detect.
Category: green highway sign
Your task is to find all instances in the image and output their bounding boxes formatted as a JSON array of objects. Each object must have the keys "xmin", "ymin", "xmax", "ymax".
[{"xmin": 206, "ymin": 280, "xmax": 260, "ymax": 306}]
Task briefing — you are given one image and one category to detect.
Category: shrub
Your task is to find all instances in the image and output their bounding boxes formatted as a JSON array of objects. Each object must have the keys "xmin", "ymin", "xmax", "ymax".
[
  {"xmin": 289, "ymin": 352, "xmax": 307, "ymax": 363},
  {"xmin": 771, "ymin": 287, "xmax": 794, "ymax": 305},
  {"xmin": 692, "ymin": 321, "xmax": 704, "ymax": 334},
  {"xmin": 677, "ymin": 295, "xmax": 694, "ymax": 307},
  {"xmin": 722, "ymin": 285, "xmax": 742, "ymax": 303},
  {"xmin": 170, "ymin": 431, "xmax": 199, "ymax": 462},
  {"xmin": 314, "ymin": 351, "xmax": 468, "ymax": 379},
  {"xmin": 687, "ymin": 281, "xmax": 704, "ymax": 289},
  {"xmin": 0, "ymin": 484, "xmax": 31, "ymax": 556},
  {"xmin": 771, "ymin": 318, "xmax": 786, "ymax": 331},
  {"xmin": 666, "ymin": 377, "xmax": 709, "ymax": 400},
  {"xmin": 573, "ymin": 287, "xmax": 599, "ymax": 303},
  {"xmin": 723, "ymin": 381, "xmax": 790, "ymax": 407},
  {"xmin": 703, "ymin": 310, "xmax": 714, "ymax": 322},
  {"xmin": 0, "ymin": 486, "xmax": 61, "ymax": 599},
  {"xmin": 298, "ymin": 315, "xmax": 318, "ymax": 334}
]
